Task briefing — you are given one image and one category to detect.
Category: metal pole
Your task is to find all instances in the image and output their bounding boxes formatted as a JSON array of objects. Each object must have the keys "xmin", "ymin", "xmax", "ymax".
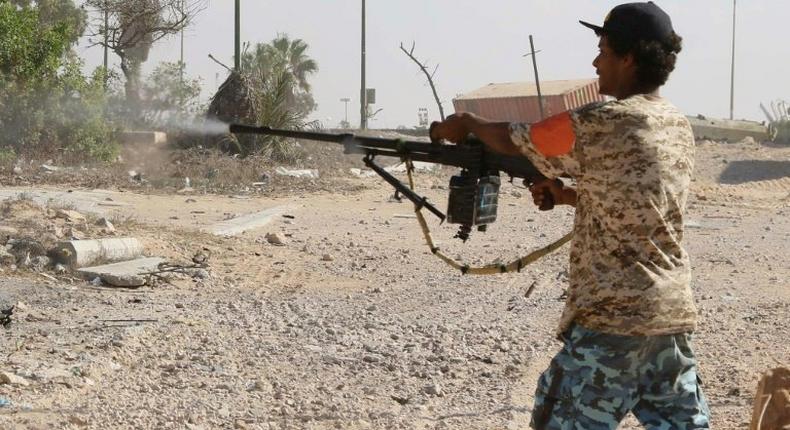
[
  {"xmin": 103, "ymin": 2, "xmax": 108, "ymax": 88},
  {"xmin": 729, "ymin": 0, "xmax": 736, "ymax": 120},
  {"xmin": 529, "ymin": 35, "xmax": 545, "ymax": 120},
  {"xmin": 234, "ymin": 0, "xmax": 240, "ymax": 71},
  {"xmin": 360, "ymin": 0, "xmax": 367, "ymax": 130},
  {"xmin": 180, "ymin": 0, "xmax": 185, "ymax": 107},
  {"xmin": 180, "ymin": 0, "xmax": 185, "ymax": 82}
]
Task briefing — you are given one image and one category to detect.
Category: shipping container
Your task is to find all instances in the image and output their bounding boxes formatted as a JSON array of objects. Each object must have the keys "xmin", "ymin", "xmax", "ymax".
[{"xmin": 452, "ymin": 79, "xmax": 606, "ymax": 124}]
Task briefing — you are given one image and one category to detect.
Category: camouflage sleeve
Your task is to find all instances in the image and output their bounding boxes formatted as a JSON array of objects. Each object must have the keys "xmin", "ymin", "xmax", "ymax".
[{"xmin": 508, "ymin": 111, "xmax": 581, "ymax": 178}]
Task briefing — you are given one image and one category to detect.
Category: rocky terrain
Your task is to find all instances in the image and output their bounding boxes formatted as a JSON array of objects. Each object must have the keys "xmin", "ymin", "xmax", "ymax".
[{"xmin": 0, "ymin": 137, "xmax": 788, "ymax": 429}]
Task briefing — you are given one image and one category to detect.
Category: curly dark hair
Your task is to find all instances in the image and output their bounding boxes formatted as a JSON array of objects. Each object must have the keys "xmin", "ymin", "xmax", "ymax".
[{"xmin": 606, "ymin": 32, "xmax": 683, "ymax": 88}]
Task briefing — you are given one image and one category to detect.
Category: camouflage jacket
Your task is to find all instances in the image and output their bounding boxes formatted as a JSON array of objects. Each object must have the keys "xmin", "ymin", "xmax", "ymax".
[{"xmin": 510, "ymin": 94, "xmax": 697, "ymax": 336}]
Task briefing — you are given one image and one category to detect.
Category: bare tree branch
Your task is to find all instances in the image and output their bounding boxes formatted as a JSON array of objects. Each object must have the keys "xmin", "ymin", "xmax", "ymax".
[
  {"xmin": 208, "ymin": 54, "xmax": 233, "ymax": 73},
  {"xmin": 400, "ymin": 41, "xmax": 445, "ymax": 121}
]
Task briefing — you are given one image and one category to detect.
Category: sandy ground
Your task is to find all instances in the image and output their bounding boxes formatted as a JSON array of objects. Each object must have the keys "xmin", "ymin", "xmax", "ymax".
[{"xmin": 0, "ymin": 138, "xmax": 788, "ymax": 429}]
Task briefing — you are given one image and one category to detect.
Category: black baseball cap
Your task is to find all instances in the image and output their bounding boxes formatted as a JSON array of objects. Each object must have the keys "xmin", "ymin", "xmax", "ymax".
[{"xmin": 579, "ymin": 2, "xmax": 674, "ymax": 44}]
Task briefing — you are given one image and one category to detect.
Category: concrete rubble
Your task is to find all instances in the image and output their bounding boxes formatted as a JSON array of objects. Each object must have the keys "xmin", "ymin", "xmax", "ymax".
[
  {"xmin": 77, "ymin": 257, "xmax": 166, "ymax": 287},
  {"xmin": 0, "ymin": 200, "xmax": 169, "ymax": 289},
  {"xmin": 0, "ymin": 372, "xmax": 30, "ymax": 387},
  {"xmin": 275, "ymin": 166, "xmax": 320, "ymax": 179},
  {"xmin": 687, "ymin": 115, "xmax": 773, "ymax": 142},
  {"xmin": 350, "ymin": 161, "xmax": 439, "ymax": 178},
  {"xmin": 206, "ymin": 205, "xmax": 295, "ymax": 236},
  {"xmin": 51, "ymin": 238, "xmax": 144, "ymax": 268}
]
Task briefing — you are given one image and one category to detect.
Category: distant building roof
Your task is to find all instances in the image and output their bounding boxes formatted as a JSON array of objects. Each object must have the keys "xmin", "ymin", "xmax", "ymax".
[{"xmin": 455, "ymin": 79, "xmax": 599, "ymax": 100}]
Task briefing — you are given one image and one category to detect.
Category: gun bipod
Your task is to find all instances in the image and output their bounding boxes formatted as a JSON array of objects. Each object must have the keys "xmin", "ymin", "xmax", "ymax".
[{"xmin": 362, "ymin": 155, "xmax": 446, "ymax": 222}]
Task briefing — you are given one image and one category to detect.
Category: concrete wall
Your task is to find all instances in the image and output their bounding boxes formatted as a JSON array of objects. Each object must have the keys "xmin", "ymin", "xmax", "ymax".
[{"xmin": 687, "ymin": 116, "xmax": 773, "ymax": 142}]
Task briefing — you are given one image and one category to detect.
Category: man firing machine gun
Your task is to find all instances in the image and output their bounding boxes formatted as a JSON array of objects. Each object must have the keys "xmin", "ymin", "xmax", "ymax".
[{"xmin": 232, "ymin": 2, "xmax": 711, "ymax": 429}]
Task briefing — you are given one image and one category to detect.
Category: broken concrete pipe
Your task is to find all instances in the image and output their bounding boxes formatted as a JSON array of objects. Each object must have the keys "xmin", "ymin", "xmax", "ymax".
[{"xmin": 50, "ymin": 238, "xmax": 144, "ymax": 268}]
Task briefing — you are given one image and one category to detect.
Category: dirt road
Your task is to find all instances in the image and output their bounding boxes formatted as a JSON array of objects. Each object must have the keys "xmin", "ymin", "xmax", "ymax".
[{"xmin": 1, "ymin": 139, "xmax": 788, "ymax": 429}]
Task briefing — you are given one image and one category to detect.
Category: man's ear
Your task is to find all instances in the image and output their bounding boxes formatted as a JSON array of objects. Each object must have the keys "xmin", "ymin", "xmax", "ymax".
[{"xmin": 621, "ymin": 52, "xmax": 636, "ymax": 69}]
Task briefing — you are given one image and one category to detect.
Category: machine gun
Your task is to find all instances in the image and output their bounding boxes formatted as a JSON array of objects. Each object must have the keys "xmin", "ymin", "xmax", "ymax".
[{"xmin": 230, "ymin": 124, "xmax": 556, "ymax": 243}]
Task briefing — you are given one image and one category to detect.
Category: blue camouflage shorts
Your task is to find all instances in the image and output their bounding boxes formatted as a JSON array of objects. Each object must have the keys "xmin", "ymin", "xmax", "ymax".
[{"xmin": 531, "ymin": 324, "xmax": 710, "ymax": 430}]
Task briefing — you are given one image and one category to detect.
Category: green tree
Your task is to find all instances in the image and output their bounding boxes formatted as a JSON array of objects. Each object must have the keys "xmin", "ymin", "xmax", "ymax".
[
  {"xmin": 8, "ymin": 0, "xmax": 87, "ymax": 46},
  {"xmin": 143, "ymin": 62, "xmax": 202, "ymax": 120},
  {"xmin": 0, "ymin": 3, "xmax": 116, "ymax": 163},
  {"xmin": 0, "ymin": 3, "xmax": 69, "ymax": 83}
]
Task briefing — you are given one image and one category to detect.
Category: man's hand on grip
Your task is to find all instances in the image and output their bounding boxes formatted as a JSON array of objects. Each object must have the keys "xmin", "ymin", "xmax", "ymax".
[{"xmin": 529, "ymin": 178, "xmax": 564, "ymax": 211}]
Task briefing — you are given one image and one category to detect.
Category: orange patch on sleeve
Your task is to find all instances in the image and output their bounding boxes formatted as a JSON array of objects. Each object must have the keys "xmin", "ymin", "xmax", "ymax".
[{"xmin": 528, "ymin": 111, "xmax": 576, "ymax": 157}]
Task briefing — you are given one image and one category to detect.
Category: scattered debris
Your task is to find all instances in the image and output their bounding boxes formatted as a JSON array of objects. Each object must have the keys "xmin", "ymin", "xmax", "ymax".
[
  {"xmin": 77, "ymin": 257, "xmax": 166, "ymax": 288},
  {"xmin": 128, "ymin": 170, "xmax": 143, "ymax": 182},
  {"xmin": 94, "ymin": 218, "xmax": 116, "ymax": 234},
  {"xmin": 55, "ymin": 209, "xmax": 87, "ymax": 223},
  {"xmin": 8, "ymin": 238, "xmax": 46, "ymax": 266},
  {"xmin": 0, "ymin": 248, "xmax": 15, "ymax": 266},
  {"xmin": 30, "ymin": 256, "xmax": 50, "ymax": 272},
  {"xmin": 0, "ymin": 226, "xmax": 20, "ymax": 240},
  {"xmin": 191, "ymin": 248, "xmax": 212, "ymax": 265},
  {"xmin": 349, "ymin": 168, "xmax": 377, "ymax": 178},
  {"xmin": 384, "ymin": 161, "xmax": 438, "ymax": 173},
  {"xmin": 265, "ymin": 232, "xmax": 286, "ymax": 246},
  {"xmin": 140, "ymin": 261, "xmax": 209, "ymax": 279},
  {"xmin": 206, "ymin": 205, "xmax": 296, "ymax": 237},
  {"xmin": 275, "ymin": 167, "xmax": 320, "ymax": 179},
  {"xmin": 0, "ymin": 371, "xmax": 30, "ymax": 387},
  {"xmin": 423, "ymin": 383, "xmax": 443, "ymax": 397},
  {"xmin": 1, "ymin": 305, "xmax": 12, "ymax": 327}
]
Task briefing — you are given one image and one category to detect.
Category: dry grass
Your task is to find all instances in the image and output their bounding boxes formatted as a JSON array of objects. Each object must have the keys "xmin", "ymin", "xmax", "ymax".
[{"xmin": 167, "ymin": 148, "xmax": 274, "ymax": 189}]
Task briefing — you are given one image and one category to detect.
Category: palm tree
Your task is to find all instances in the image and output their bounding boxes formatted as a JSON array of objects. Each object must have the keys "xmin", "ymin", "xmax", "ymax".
[
  {"xmin": 267, "ymin": 35, "xmax": 317, "ymax": 93},
  {"xmin": 241, "ymin": 34, "xmax": 318, "ymax": 115}
]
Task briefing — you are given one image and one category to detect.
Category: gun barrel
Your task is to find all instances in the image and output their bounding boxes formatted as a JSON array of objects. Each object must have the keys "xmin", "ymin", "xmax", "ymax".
[
  {"xmin": 229, "ymin": 124, "xmax": 545, "ymax": 181},
  {"xmin": 229, "ymin": 124, "xmax": 350, "ymax": 144},
  {"xmin": 229, "ymin": 124, "xmax": 432, "ymax": 149}
]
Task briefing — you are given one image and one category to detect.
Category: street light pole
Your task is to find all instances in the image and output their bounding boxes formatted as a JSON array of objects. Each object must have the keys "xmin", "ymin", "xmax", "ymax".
[
  {"xmin": 180, "ymin": 0, "xmax": 185, "ymax": 80},
  {"xmin": 234, "ymin": 0, "xmax": 241, "ymax": 71},
  {"xmin": 729, "ymin": 0, "xmax": 736, "ymax": 120},
  {"xmin": 360, "ymin": 0, "xmax": 367, "ymax": 130},
  {"xmin": 103, "ymin": 1, "xmax": 108, "ymax": 89}
]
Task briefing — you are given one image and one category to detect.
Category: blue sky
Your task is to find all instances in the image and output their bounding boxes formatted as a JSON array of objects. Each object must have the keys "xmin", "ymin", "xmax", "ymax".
[{"xmin": 77, "ymin": 0, "xmax": 788, "ymax": 129}]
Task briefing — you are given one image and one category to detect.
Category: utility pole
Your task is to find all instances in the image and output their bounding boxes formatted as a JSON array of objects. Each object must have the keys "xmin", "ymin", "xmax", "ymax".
[
  {"xmin": 234, "ymin": 0, "xmax": 241, "ymax": 71},
  {"xmin": 360, "ymin": 0, "xmax": 367, "ymax": 130},
  {"xmin": 528, "ymin": 35, "xmax": 545, "ymax": 120},
  {"xmin": 180, "ymin": 0, "xmax": 185, "ymax": 108},
  {"xmin": 103, "ymin": 1, "xmax": 108, "ymax": 89},
  {"xmin": 729, "ymin": 0, "xmax": 736, "ymax": 120}
]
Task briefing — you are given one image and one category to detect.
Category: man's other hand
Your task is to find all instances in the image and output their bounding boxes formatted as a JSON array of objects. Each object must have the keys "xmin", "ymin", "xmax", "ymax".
[{"xmin": 529, "ymin": 178, "xmax": 565, "ymax": 210}]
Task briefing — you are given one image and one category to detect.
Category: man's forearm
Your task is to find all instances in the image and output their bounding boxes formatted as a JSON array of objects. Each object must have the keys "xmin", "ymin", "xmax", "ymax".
[
  {"xmin": 460, "ymin": 114, "xmax": 522, "ymax": 156},
  {"xmin": 461, "ymin": 113, "xmax": 577, "ymax": 208}
]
